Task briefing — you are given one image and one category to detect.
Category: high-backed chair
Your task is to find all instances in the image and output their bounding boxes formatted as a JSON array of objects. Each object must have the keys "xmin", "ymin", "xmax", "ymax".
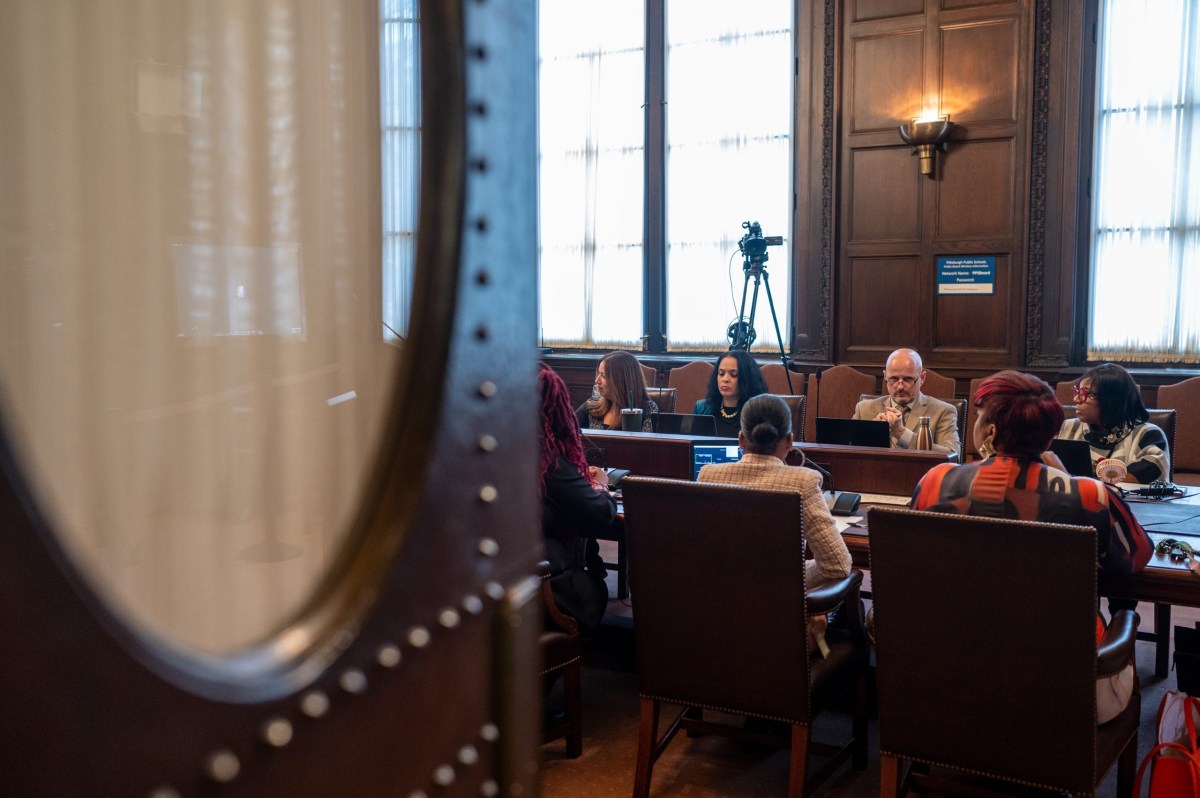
[
  {"xmin": 762, "ymin": 362, "xmax": 802, "ymax": 396},
  {"xmin": 639, "ymin": 361, "xmax": 658, "ymax": 389},
  {"xmin": 666, "ymin": 359, "xmax": 714, "ymax": 414},
  {"xmin": 621, "ymin": 476, "xmax": 869, "ymax": 798},
  {"xmin": 778, "ymin": 394, "xmax": 807, "ymax": 443},
  {"xmin": 644, "ymin": 386, "xmax": 677, "ymax": 415},
  {"xmin": 804, "ymin": 365, "xmax": 877, "ymax": 443},
  {"xmin": 964, "ymin": 377, "xmax": 986, "ymax": 460},
  {"xmin": 868, "ymin": 508, "xmax": 1140, "ymax": 797},
  {"xmin": 919, "ymin": 368, "xmax": 956, "ymax": 401},
  {"xmin": 1157, "ymin": 376, "xmax": 1200, "ymax": 486},
  {"xmin": 538, "ymin": 560, "xmax": 583, "ymax": 758}
]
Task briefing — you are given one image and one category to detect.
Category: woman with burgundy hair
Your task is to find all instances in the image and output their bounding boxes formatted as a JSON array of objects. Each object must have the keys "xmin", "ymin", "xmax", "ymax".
[
  {"xmin": 540, "ymin": 363, "xmax": 615, "ymax": 638},
  {"xmin": 910, "ymin": 370, "xmax": 1151, "ymax": 723}
]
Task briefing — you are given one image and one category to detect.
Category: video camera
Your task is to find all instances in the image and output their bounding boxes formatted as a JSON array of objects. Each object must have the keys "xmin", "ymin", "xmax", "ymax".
[{"xmin": 737, "ymin": 220, "xmax": 783, "ymax": 266}]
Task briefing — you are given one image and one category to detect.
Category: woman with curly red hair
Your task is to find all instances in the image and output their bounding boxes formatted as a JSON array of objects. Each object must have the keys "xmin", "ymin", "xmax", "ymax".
[{"xmin": 540, "ymin": 363, "xmax": 615, "ymax": 638}]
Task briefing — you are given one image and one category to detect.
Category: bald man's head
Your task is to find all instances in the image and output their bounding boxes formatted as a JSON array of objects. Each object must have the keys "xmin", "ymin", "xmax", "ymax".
[{"xmin": 883, "ymin": 348, "xmax": 925, "ymax": 405}]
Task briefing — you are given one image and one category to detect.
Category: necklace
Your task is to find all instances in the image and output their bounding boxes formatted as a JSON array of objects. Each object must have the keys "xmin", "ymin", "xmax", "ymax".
[{"xmin": 719, "ymin": 404, "xmax": 739, "ymax": 420}]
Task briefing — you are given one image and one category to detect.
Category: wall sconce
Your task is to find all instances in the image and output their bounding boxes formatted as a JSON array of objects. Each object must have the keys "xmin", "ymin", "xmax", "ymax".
[{"xmin": 898, "ymin": 116, "xmax": 955, "ymax": 178}]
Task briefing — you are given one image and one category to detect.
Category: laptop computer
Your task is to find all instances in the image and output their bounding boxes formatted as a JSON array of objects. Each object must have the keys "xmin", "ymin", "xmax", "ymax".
[
  {"xmin": 692, "ymin": 443, "xmax": 743, "ymax": 479},
  {"xmin": 1050, "ymin": 438, "xmax": 1095, "ymax": 478},
  {"xmin": 814, "ymin": 417, "xmax": 891, "ymax": 448},
  {"xmin": 655, "ymin": 412, "xmax": 717, "ymax": 437}
]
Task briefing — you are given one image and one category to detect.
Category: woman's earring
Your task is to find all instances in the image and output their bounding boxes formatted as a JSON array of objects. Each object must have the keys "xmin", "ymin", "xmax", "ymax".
[{"xmin": 979, "ymin": 436, "xmax": 996, "ymax": 459}]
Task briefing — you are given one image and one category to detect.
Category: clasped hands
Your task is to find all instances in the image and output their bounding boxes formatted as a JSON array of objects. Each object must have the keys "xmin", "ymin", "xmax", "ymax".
[{"xmin": 874, "ymin": 406, "xmax": 907, "ymax": 437}]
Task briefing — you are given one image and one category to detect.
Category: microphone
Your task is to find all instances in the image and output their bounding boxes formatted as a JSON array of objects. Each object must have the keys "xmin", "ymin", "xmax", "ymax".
[{"xmin": 804, "ymin": 459, "xmax": 861, "ymax": 516}]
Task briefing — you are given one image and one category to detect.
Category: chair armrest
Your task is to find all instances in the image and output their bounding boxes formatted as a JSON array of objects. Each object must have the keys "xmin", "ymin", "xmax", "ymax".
[
  {"xmin": 807, "ymin": 569, "xmax": 863, "ymax": 617},
  {"xmin": 1097, "ymin": 609, "xmax": 1139, "ymax": 677},
  {"xmin": 538, "ymin": 560, "xmax": 579, "ymax": 636}
]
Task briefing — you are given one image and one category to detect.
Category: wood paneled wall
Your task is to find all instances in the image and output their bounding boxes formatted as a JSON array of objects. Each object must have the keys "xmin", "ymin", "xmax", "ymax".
[
  {"xmin": 838, "ymin": 0, "xmax": 1031, "ymax": 367},
  {"xmin": 790, "ymin": 0, "xmax": 1094, "ymax": 371}
]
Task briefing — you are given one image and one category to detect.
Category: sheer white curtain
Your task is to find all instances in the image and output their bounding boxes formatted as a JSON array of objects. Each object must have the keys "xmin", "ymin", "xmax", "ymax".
[
  {"xmin": 536, "ymin": 0, "xmax": 793, "ymax": 351},
  {"xmin": 538, "ymin": 2, "xmax": 646, "ymax": 348},
  {"xmin": 665, "ymin": 3, "xmax": 792, "ymax": 351},
  {"xmin": 381, "ymin": 0, "xmax": 420, "ymax": 341},
  {"xmin": 1090, "ymin": 0, "xmax": 1200, "ymax": 362}
]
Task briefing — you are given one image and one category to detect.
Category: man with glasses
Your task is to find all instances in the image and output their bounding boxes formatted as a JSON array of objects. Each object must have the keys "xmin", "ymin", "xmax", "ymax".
[{"xmin": 853, "ymin": 348, "xmax": 960, "ymax": 456}]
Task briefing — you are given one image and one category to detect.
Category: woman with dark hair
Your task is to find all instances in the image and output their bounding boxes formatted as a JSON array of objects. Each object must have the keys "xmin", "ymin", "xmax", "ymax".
[
  {"xmin": 1055, "ymin": 362, "xmax": 1170, "ymax": 484},
  {"xmin": 541, "ymin": 363, "xmax": 615, "ymax": 638},
  {"xmin": 692, "ymin": 350, "xmax": 769, "ymax": 438},
  {"xmin": 911, "ymin": 370, "xmax": 1151, "ymax": 723},
  {"xmin": 696, "ymin": 394, "xmax": 850, "ymax": 588},
  {"xmin": 576, "ymin": 351, "xmax": 657, "ymax": 432}
]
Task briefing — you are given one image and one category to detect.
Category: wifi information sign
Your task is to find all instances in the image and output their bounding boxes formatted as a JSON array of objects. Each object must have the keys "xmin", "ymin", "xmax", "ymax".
[{"xmin": 936, "ymin": 256, "xmax": 995, "ymax": 295}]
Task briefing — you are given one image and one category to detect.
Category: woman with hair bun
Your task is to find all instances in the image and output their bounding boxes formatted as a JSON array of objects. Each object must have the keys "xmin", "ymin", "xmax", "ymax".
[{"xmin": 695, "ymin": 393, "xmax": 850, "ymax": 588}]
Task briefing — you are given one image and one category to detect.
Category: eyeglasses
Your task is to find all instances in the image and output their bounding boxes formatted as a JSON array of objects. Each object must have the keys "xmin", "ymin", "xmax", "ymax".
[
  {"xmin": 885, "ymin": 375, "xmax": 918, "ymax": 386},
  {"xmin": 1155, "ymin": 538, "xmax": 1195, "ymax": 562},
  {"xmin": 1072, "ymin": 385, "xmax": 1093, "ymax": 403}
]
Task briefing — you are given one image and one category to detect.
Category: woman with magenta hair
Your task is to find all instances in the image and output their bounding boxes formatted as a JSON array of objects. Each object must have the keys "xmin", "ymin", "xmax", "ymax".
[
  {"xmin": 541, "ymin": 363, "xmax": 615, "ymax": 638},
  {"xmin": 911, "ymin": 370, "xmax": 1151, "ymax": 723},
  {"xmin": 1056, "ymin": 362, "xmax": 1170, "ymax": 484}
]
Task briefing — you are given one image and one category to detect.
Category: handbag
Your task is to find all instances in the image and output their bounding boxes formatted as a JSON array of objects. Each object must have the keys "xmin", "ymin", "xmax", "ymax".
[{"xmin": 1134, "ymin": 691, "xmax": 1200, "ymax": 797}]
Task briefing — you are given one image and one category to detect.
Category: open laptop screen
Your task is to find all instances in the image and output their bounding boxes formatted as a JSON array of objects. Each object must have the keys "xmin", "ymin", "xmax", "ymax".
[
  {"xmin": 814, "ymin": 417, "xmax": 891, "ymax": 448},
  {"xmin": 692, "ymin": 443, "xmax": 743, "ymax": 480},
  {"xmin": 655, "ymin": 412, "xmax": 717, "ymax": 437},
  {"xmin": 1050, "ymin": 438, "xmax": 1094, "ymax": 478}
]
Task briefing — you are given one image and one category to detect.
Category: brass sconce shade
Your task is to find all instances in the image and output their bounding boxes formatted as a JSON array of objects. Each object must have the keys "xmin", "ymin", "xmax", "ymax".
[{"xmin": 898, "ymin": 118, "xmax": 955, "ymax": 178}]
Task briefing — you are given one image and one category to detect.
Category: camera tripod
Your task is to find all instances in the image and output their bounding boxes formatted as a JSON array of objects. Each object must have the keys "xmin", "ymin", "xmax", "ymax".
[{"xmin": 727, "ymin": 253, "xmax": 794, "ymax": 394}]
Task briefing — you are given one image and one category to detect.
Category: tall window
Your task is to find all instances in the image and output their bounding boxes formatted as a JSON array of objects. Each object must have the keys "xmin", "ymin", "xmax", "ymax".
[
  {"xmin": 538, "ymin": 1, "xmax": 794, "ymax": 352},
  {"xmin": 380, "ymin": 0, "xmax": 421, "ymax": 342},
  {"xmin": 1090, "ymin": 0, "xmax": 1199, "ymax": 362}
]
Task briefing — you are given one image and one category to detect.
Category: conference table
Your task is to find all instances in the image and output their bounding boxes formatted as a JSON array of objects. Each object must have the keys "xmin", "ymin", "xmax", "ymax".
[{"xmin": 589, "ymin": 428, "xmax": 1200, "ymax": 675}]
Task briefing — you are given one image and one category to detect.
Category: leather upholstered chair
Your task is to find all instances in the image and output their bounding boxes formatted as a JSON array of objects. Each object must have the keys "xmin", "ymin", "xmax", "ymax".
[
  {"xmin": 644, "ymin": 386, "xmax": 677, "ymax": 415},
  {"xmin": 964, "ymin": 377, "xmax": 985, "ymax": 460},
  {"xmin": 919, "ymin": 368, "xmax": 956, "ymax": 401},
  {"xmin": 621, "ymin": 476, "xmax": 869, "ymax": 798},
  {"xmin": 1157, "ymin": 376, "xmax": 1200, "ymax": 485},
  {"xmin": 639, "ymin": 361, "xmax": 658, "ymax": 389},
  {"xmin": 538, "ymin": 560, "xmax": 583, "ymax": 758},
  {"xmin": 868, "ymin": 508, "xmax": 1140, "ymax": 797},
  {"xmin": 666, "ymin": 360, "xmax": 714, "ymax": 415},
  {"xmin": 778, "ymin": 394, "xmax": 807, "ymax": 442},
  {"xmin": 762, "ymin": 362, "xmax": 803, "ymax": 396},
  {"xmin": 804, "ymin": 365, "xmax": 877, "ymax": 443}
]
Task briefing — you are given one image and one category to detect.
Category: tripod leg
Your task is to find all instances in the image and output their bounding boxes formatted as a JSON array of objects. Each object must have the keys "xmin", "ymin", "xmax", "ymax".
[
  {"xmin": 730, "ymin": 266, "xmax": 757, "ymax": 351},
  {"xmin": 759, "ymin": 271, "xmax": 794, "ymax": 394}
]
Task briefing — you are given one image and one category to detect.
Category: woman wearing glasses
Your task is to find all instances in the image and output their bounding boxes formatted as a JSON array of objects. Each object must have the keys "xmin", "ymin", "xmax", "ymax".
[
  {"xmin": 912, "ymin": 370, "xmax": 1151, "ymax": 723},
  {"xmin": 1055, "ymin": 363, "xmax": 1170, "ymax": 484},
  {"xmin": 576, "ymin": 351, "xmax": 657, "ymax": 432}
]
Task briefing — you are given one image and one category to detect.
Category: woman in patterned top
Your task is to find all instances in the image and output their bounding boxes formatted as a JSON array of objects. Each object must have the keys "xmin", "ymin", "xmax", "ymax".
[
  {"xmin": 576, "ymin": 351, "xmax": 657, "ymax": 432},
  {"xmin": 1055, "ymin": 362, "xmax": 1170, "ymax": 484},
  {"xmin": 911, "ymin": 370, "xmax": 1151, "ymax": 723}
]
